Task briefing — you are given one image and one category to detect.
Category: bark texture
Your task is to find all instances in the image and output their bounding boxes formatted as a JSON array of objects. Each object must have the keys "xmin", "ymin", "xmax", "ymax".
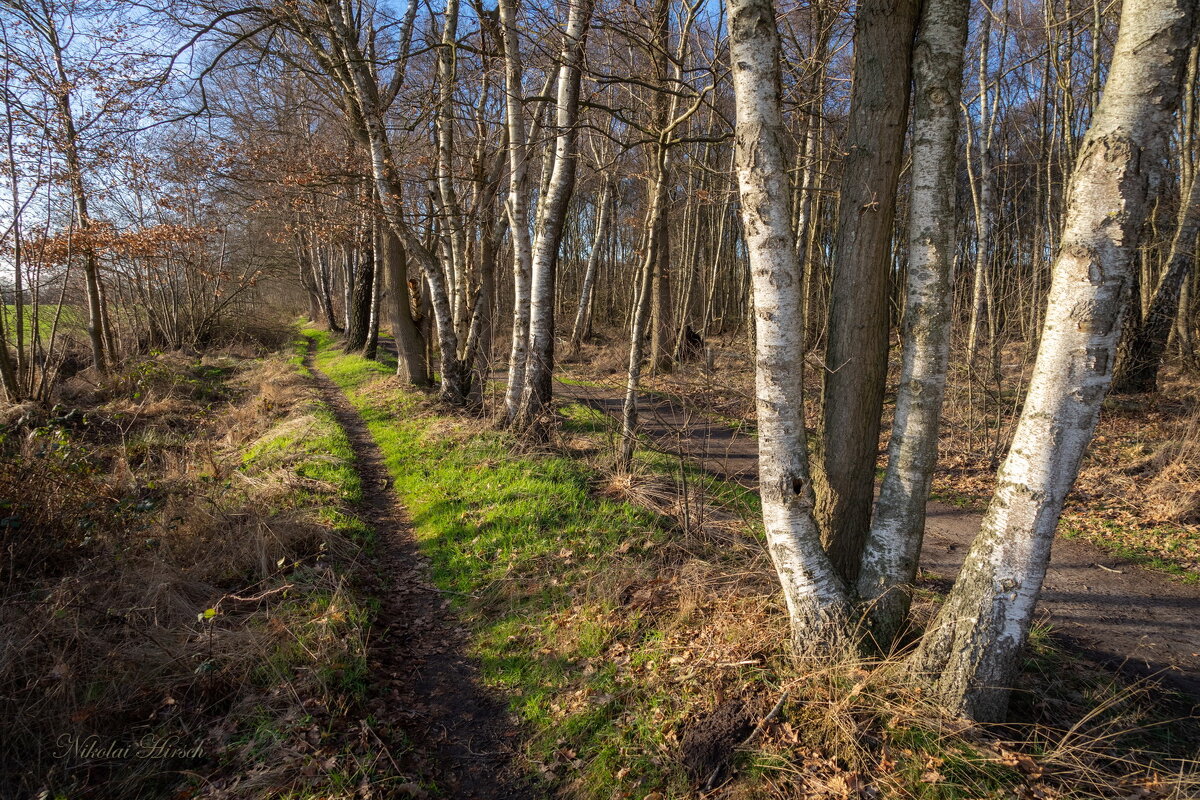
[
  {"xmin": 816, "ymin": 0, "xmax": 920, "ymax": 584},
  {"xmin": 910, "ymin": 0, "xmax": 1197, "ymax": 722},
  {"xmin": 498, "ymin": 0, "xmax": 534, "ymax": 421},
  {"xmin": 383, "ymin": 228, "xmax": 430, "ymax": 385},
  {"xmin": 857, "ymin": 0, "xmax": 969, "ymax": 650},
  {"xmin": 514, "ymin": 0, "xmax": 594, "ymax": 433},
  {"xmin": 728, "ymin": 0, "xmax": 852, "ymax": 650}
]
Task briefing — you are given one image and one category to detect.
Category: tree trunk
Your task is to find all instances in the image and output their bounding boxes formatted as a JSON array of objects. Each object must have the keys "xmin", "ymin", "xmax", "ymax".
[
  {"xmin": 313, "ymin": 244, "xmax": 342, "ymax": 332},
  {"xmin": 383, "ymin": 228, "xmax": 430, "ymax": 385},
  {"xmin": 569, "ymin": 179, "xmax": 610, "ymax": 358},
  {"xmin": 815, "ymin": 0, "xmax": 920, "ymax": 585},
  {"xmin": 1112, "ymin": 171, "xmax": 1200, "ymax": 393},
  {"xmin": 514, "ymin": 0, "xmax": 594, "ymax": 434},
  {"xmin": 344, "ymin": 232, "xmax": 374, "ymax": 352},
  {"xmin": 649, "ymin": 201, "xmax": 674, "ymax": 375},
  {"xmin": 911, "ymin": 0, "xmax": 1196, "ymax": 722},
  {"xmin": 965, "ymin": 7, "xmax": 996, "ymax": 367},
  {"xmin": 646, "ymin": 0, "xmax": 674, "ymax": 377},
  {"xmin": 857, "ymin": 0, "xmax": 969, "ymax": 650},
  {"xmin": 316, "ymin": 0, "xmax": 468, "ymax": 403},
  {"xmin": 619, "ymin": 166, "xmax": 668, "ymax": 471},
  {"xmin": 45, "ymin": 15, "xmax": 106, "ymax": 373},
  {"xmin": 498, "ymin": 0, "xmax": 535, "ymax": 422},
  {"xmin": 728, "ymin": 0, "xmax": 852, "ymax": 651},
  {"xmin": 364, "ymin": 233, "xmax": 383, "ymax": 359},
  {"xmin": 435, "ymin": 0, "xmax": 470, "ymax": 345}
]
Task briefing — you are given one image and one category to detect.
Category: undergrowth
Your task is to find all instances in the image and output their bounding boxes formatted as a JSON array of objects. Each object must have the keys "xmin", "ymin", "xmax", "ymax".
[
  {"xmin": 561, "ymin": 337, "xmax": 1200, "ymax": 581},
  {"xmin": 308, "ymin": 329, "xmax": 1200, "ymax": 800},
  {"xmin": 0, "ymin": 341, "xmax": 387, "ymax": 798}
]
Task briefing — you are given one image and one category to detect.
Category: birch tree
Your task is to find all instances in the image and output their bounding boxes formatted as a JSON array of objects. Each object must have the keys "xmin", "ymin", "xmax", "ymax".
[
  {"xmin": 857, "ymin": 0, "xmax": 969, "ymax": 650},
  {"xmin": 513, "ymin": 0, "xmax": 594, "ymax": 434},
  {"xmin": 272, "ymin": 0, "xmax": 471, "ymax": 403},
  {"xmin": 910, "ymin": 0, "xmax": 1198, "ymax": 721},
  {"xmin": 498, "ymin": 0, "xmax": 534, "ymax": 422},
  {"xmin": 728, "ymin": 0, "xmax": 852, "ymax": 650}
]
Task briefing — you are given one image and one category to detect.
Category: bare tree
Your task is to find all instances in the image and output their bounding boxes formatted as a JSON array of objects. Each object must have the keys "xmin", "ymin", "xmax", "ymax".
[{"xmin": 513, "ymin": 0, "xmax": 595, "ymax": 433}]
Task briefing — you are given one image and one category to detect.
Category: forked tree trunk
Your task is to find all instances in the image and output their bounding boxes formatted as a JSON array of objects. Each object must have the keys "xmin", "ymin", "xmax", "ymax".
[
  {"xmin": 857, "ymin": 0, "xmax": 969, "ymax": 650},
  {"xmin": 316, "ymin": 0, "xmax": 468, "ymax": 404},
  {"xmin": 911, "ymin": 0, "xmax": 1197, "ymax": 722},
  {"xmin": 816, "ymin": 0, "xmax": 920, "ymax": 585},
  {"xmin": 728, "ymin": 0, "xmax": 852, "ymax": 651}
]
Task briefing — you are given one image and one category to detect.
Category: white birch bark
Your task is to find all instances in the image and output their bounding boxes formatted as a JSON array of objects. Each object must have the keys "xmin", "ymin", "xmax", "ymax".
[
  {"xmin": 315, "ymin": 0, "xmax": 468, "ymax": 403},
  {"xmin": 856, "ymin": 0, "xmax": 969, "ymax": 649},
  {"xmin": 911, "ymin": 0, "xmax": 1197, "ymax": 722},
  {"xmin": 498, "ymin": 0, "xmax": 534, "ymax": 422},
  {"xmin": 514, "ymin": 0, "xmax": 594, "ymax": 432},
  {"xmin": 568, "ymin": 178, "xmax": 610, "ymax": 357},
  {"xmin": 728, "ymin": 0, "xmax": 852, "ymax": 649},
  {"xmin": 434, "ymin": 0, "xmax": 470, "ymax": 344}
]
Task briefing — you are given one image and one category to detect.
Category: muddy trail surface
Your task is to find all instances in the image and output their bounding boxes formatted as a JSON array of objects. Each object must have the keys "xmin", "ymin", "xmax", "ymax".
[
  {"xmin": 556, "ymin": 379, "xmax": 1200, "ymax": 702},
  {"xmin": 306, "ymin": 349, "xmax": 533, "ymax": 799}
]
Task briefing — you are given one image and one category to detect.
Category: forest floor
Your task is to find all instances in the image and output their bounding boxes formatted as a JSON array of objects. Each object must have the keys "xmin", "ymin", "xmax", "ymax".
[
  {"xmin": 303, "ymin": 342, "xmax": 533, "ymax": 799},
  {"xmin": 550, "ymin": 378, "xmax": 1200, "ymax": 700},
  {"xmin": 562, "ymin": 332, "xmax": 1200, "ymax": 580},
  {"xmin": 6, "ymin": 329, "xmax": 1200, "ymax": 799}
]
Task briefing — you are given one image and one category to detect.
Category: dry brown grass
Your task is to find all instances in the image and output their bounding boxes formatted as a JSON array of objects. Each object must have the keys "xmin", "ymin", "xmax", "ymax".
[
  {"xmin": 0, "ymin": 350, "xmax": 376, "ymax": 799},
  {"xmin": 538, "ymin": 375, "xmax": 1200, "ymax": 799}
]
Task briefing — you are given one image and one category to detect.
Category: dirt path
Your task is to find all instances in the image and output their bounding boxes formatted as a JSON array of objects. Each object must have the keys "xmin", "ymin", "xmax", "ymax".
[
  {"xmin": 557, "ymin": 379, "xmax": 1200, "ymax": 702},
  {"xmin": 306, "ymin": 349, "xmax": 533, "ymax": 798}
]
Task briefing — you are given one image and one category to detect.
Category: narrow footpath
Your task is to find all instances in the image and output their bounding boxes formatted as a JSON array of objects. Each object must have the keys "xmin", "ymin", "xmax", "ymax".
[
  {"xmin": 557, "ymin": 378, "xmax": 1200, "ymax": 702},
  {"xmin": 306, "ymin": 347, "xmax": 533, "ymax": 799}
]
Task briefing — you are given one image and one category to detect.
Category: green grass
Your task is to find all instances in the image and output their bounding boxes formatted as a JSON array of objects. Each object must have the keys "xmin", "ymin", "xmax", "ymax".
[
  {"xmin": 2, "ymin": 303, "xmax": 84, "ymax": 341},
  {"xmin": 305, "ymin": 330, "xmax": 1006, "ymax": 798},
  {"xmin": 306, "ymin": 328, "xmax": 700, "ymax": 798},
  {"xmin": 1060, "ymin": 520, "xmax": 1200, "ymax": 585},
  {"xmin": 302, "ymin": 329, "xmax": 1200, "ymax": 799},
  {"xmin": 559, "ymin": 401, "xmax": 762, "ymax": 521},
  {"xmin": 196, "ymin": 338, "xmax": 379, "ymax": 797}
]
